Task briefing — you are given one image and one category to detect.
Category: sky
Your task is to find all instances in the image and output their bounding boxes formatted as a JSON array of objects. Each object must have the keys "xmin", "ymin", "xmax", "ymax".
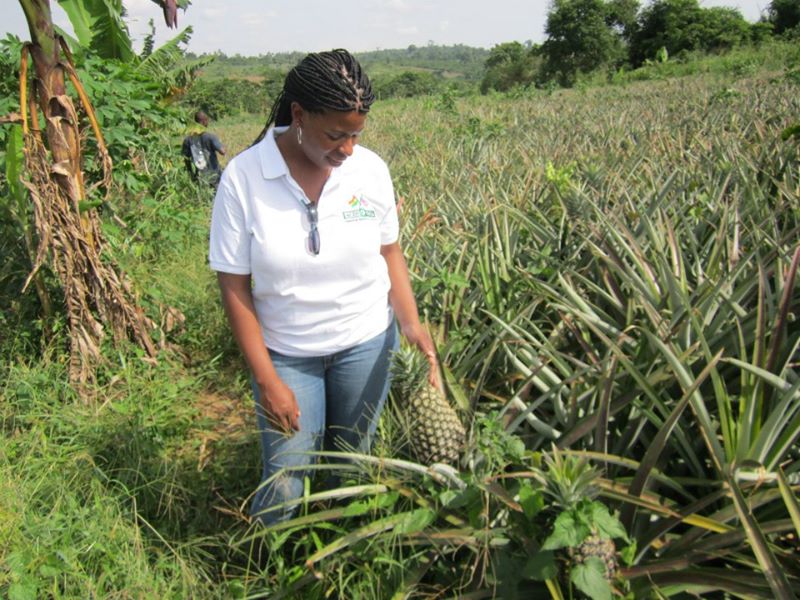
[{"xmin": 4, "ymin": 0, "xmax": 770, "ymax": 56}]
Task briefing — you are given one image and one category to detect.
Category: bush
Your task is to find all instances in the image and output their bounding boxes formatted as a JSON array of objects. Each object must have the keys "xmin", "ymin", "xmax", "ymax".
[
  {"xmin": 374, "ymin": 70, "xmax": 444, "ymax": 99},
  {"xmin": 180, "ymin": 77, "xmax": 272, "ymax": 119}
]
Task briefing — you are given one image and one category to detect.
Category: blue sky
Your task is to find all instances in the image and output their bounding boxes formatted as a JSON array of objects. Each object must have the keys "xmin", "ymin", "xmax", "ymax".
[{"xmin": 4, "ymin": 0, "xmax": 769, "ymax": 56}]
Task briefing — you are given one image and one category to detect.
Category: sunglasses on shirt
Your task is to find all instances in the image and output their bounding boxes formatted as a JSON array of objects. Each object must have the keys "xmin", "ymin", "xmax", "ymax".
[{"xmin": 305, "ymin": 202, "xmax": 320, "ymax": 256}]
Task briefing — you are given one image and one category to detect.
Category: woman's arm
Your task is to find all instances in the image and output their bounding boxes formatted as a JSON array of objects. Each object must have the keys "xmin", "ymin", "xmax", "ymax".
[
  {"xmin": 217, "ymin": 272, "xmax": 300, "ymax": 432},
  {"xmin": 380, "ymin": 242, "xmax": 441, "ymax": 388}
]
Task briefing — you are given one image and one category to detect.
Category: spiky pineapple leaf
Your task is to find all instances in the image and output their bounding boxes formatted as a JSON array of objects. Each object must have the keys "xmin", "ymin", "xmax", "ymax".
[{"xmin": 571, "ymin": 557, "xmax": 612, "ymax": 600}]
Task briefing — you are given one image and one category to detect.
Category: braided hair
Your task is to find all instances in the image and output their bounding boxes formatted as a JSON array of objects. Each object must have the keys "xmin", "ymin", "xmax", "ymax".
[{"xmin": 252, "ymin": 49, "xmax": 375, "ymax": 146}]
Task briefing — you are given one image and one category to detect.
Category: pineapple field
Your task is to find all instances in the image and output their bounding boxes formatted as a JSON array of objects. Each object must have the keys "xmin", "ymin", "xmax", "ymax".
[{"xmin": 2, "ymin": 43, "xmax": 800, "ymax": 599}]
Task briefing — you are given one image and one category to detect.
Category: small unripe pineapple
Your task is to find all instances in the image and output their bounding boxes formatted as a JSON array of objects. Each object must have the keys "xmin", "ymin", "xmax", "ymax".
[
  {"xmin": 390, "ymin": 346, "xmax": 466, "ymax": 466},
  {"xmin": 569, "ymin": 532, "xmax": 618, "ymax": 581}
]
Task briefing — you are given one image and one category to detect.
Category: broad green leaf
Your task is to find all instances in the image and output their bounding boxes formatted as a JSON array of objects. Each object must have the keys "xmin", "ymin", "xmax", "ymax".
[
  {"xmin": 441, "ymin": 486, "xmax": 480, "ymax": 510},
  {"xmin": 5, "ymin": 551, "xmax": 31, "ymax": 575},
  {"xmin": 571, "ymin": 557, "xmax": 612, "ymax": 600},
  {"xmin": 226, "ymin": 580, "xmax": 246, "ymax": 600},
  {"xmin": 135, "ymin": 26, "xmax": 193, "ymax": 78},
  {"xmin": 374, "ymin": 490, "xmax": 400, "ymax": 509},
  {"xmin": 519, "ymin": 480, "xmax": 545, "ymax": 520},
  {"xmin": 39, "ymin": 562, "xmax": 64, "ymax": 578},
  {"xmin": 620, "ymin": 540, "xmax": 637, "ymax": 566},
  {"xmin": 78, "ymin": 199, "xmax": 103, "ymax": 213},
  {"xmin": 341, "ymin": 501, "xmax": 371, "ymax": 517},
  {"xmin": 56, "ymin": 0, "xmax": 95, "ymax": 47},
  {"xmin": 57, "ymin": 0, "xmax": 134, "ymax": 61},
  {"xmin": 781, "ymin": 123, "xmax": 800, "ymax": 141},
  {"xmin": 8, "ymin": 577, "xmax": 38, "ymax": 600},
  {"xmin": 588, "ymin": 502, "xmax": 628, "ymax": 541},
  {"xmin": 543, "ymin": 510, "xmax": 587, "ymax": 550},
  {"xmin": 524, "ymin": 550, "xmax": 558, "ymax": 581},
  {"xmin": 394, "ymin": 508, "xmax": 436, "ymax": 535}
]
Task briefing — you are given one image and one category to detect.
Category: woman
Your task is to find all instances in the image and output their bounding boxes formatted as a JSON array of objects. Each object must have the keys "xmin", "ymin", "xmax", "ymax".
[{"xmin": 208, "ymin": 49, "xmax": 437, "ymax": 525}]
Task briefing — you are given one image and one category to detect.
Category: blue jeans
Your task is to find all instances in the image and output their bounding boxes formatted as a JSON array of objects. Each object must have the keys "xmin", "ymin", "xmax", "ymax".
[{"xmin": 250, "ymin": 322, "xmax": 398, "ymax": 525}]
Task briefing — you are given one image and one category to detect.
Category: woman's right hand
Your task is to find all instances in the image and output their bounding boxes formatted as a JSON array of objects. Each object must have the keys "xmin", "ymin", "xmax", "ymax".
[
  {"xmin": 259, "ymin": 379, "xmax": 301, "ymax": 433},
  {"xmin": 216, "ymin": 273, "xmax": 302, "ymax": 435}
]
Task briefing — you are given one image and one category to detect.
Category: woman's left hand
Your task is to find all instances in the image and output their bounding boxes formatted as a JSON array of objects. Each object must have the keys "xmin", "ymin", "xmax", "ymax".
[{"xmin": 401, "ymin": 322, "xmax": 442, "ymax": 391}]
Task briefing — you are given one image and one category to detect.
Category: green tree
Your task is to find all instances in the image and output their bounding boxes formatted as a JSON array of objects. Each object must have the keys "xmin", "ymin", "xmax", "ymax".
[
  {"xmin": 539, "ymin": 0, "xmax": 637, "ymax": 87},
  {"xmin": 375, "ymin": 70, "xmax": 442, "ymax": 99},
  {"xmin": 697, "ymin": 7, "xmax": 753, "ymax": 50},
  {"xmin": 630, "ymin": 0, "xmax": 751, "ymax": 66},
  {"xmin": 629, "ymin": 0, "xmax": 702, "ymax": 65},
  {"xmin": 768, "ymin": 0, "xmax": 800, "ymax": 36},
  {"xmin": 480, "ymin": 41, "xmax": 539, "ymax": 93},
  {"xmin": 181, "ymin": 77, "xmax": 272, "ymax": 117},
  {"xmin": 606, "ymin": 0, "xmax": 640, "ymax": 42}
]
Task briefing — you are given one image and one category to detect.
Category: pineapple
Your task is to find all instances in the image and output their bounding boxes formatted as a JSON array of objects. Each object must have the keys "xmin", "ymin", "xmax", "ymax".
[
  {"xmin": 568, "ymin": 532, "xmax": 618, "ymax": 581},
  {"xmin": 534, "ymin": 448, "xmax": 623, "ymax": 588},
  {"xmin": 390, "ymin": 346, "xmax": 466, "ymax": 466}
]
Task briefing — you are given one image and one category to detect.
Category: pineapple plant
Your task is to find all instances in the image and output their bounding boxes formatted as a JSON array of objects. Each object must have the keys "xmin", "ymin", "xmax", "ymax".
[
  {"xmin": 533, "ymin": 448, "xmax": 627, "ymax": 599},
  {"xmin": 389, "ymin": 345, "xmax": 466, "ymax": 466}
]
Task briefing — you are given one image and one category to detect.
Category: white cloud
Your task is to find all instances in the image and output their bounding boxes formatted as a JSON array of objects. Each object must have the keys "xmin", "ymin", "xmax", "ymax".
[
  {"xmin": 123, "ymin": 0, "xmax": 157, "ymax": 17},
  {"xmin": 201, "ymin": 8, "xmax": 226, "ymax": 19},
  {"xmin": 241, "ymin": 11, "xmax": 277, "ymax": 27},
  {"xmin": 397, "ymin": 26, "xmax": 419, "ymax": 35},
  {"xmin": 363, "ymin": 0, "xmax": 411, "ymax": 11}
]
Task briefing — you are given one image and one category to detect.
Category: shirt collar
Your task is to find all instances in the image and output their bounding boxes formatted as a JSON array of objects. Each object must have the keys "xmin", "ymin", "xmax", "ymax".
[{"xmin": 258, "ymin": 126, "xmax": 291, "ymax": 180}]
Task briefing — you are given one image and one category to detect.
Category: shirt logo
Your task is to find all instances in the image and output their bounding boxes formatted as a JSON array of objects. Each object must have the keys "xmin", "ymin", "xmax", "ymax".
[{"xmin": 342, "ymin": 195, "xmax": 376, "ymax": 222}]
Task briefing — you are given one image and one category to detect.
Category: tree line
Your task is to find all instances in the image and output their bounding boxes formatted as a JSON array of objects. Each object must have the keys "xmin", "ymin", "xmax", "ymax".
[
  {"xmin": 482, "ymin": 0, "xmax": 799, "ymax": 91},
  {"xmin": 180, "ymin": 0, "xmax": 798, "ymax": 118}
]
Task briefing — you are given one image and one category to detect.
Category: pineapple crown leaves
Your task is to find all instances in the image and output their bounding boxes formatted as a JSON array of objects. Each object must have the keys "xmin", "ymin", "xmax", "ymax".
[
  {"xmin": 389, "ymin": 345, "xmax": 432, "ymax": 399},
  {"xmin": 531, "ymin": 447, "xmax": 601, "ymax": 510}
]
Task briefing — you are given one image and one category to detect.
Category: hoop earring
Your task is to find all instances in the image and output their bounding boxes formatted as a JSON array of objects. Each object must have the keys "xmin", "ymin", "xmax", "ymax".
[{"xmin": 296, "ymin": 125, "xmax": 303, "ymax": 146}]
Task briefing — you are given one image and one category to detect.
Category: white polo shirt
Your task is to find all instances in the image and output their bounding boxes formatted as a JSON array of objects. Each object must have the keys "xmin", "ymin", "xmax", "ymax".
[{"xmin": 209, "ymin": 126, "xmax": 399, "ymax": 357}]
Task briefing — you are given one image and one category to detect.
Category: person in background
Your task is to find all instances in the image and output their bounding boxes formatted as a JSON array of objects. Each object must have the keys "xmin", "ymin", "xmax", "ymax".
[
  {"xmin": 182, "ymin": 110, "xmax": 225, "ymax": 186},
  {"xmin": 208, "ymin": 49, "xmax": 438, "ymax": 525}
]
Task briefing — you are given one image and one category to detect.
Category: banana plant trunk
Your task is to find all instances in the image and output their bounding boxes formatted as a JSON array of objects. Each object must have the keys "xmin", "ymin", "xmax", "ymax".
[
  {"xmin": 18, "ymin": 0, "xmax": 160, "ymax": 388},
  {"xmin": 20, "ymin": 0, "xmax": 96, "ymax": 240}
]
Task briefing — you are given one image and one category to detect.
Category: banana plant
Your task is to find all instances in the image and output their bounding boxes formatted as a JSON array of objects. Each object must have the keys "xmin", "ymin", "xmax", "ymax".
[
  {"xmin": 12, "ymin": 0, "xmax": 191, "ymax": 384},
  {"xmin": 54, "ymin": 0, "xmax": 211, "ymax": 98}
]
